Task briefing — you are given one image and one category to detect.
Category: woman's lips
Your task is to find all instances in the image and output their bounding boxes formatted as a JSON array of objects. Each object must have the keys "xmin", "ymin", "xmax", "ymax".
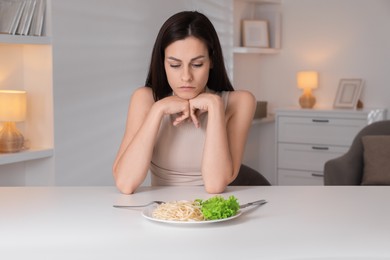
[{"xmin": 179, "ymin": 86, "xmax": 194, "ymax": 91}]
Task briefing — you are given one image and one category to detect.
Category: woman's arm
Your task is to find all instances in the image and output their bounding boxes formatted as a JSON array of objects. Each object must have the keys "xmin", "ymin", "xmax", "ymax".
[
  {"xmin": 113, "ymin": 87, "xmax": 192, "ymax": 194},
  {"xmin": 191, "ymin": 90, "xmax": 256, "ymax": 193},
  {"xmin": 224, "ymin": 90, "xmax": 256, "ymax": 183},
  {"xmin": 113, "ymin": 87, "xmax": 161, "ymax": 194}
]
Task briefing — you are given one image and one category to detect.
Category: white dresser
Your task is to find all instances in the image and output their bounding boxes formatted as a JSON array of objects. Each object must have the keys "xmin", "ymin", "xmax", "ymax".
[{"xmin": 275, "ymin": 108, "xmax": 387, "ymax": 185}]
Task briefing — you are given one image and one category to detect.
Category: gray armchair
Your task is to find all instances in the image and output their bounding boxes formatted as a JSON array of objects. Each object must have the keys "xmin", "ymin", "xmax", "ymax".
[{"xmin": 324, "ymin": 120, "xmax": 390, "ymax": 185}]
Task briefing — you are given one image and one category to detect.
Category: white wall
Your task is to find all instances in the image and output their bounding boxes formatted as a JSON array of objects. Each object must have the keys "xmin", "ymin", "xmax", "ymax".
[
  {"xmin": 3, "ymin": 0, "xmax": 387, "ymax": 186},
  {"xmin": 235, "ymin": 0, "xmax": 390, "ymax": 184},
  {"xmin": 51, "ymin": 0, "xmax": 233, "ymax": 185},
  {"xmin": 237, "ymin": 0, "xmax": 390, "ymax": 110}
]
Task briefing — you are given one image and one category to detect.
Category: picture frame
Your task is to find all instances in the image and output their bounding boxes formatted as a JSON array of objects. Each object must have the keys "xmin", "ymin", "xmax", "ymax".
[
  {"xmin": 333, "ymin": 79, "xmax": 363, "ymax": 108},
  {"xmin": 242, "ymin": 20, "xmax": 269, "ymax": 48}
]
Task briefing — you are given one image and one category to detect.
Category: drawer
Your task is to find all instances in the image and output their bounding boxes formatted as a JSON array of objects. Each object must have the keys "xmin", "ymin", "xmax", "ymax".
[
  {"xmin": 278, "ymin": 143, "xmax": 349, "ymax": 172},
  {"xmin": 278, "ymin": 169, "xmax": 324, "ymax": 186},
  {"xmin": 277, "ymin": 116, "xmax": 366, "ymax": 146}
]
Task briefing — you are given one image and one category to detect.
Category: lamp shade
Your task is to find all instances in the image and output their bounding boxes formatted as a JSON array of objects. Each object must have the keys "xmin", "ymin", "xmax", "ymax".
[
  {"xmin": 0, "ymin": 90, "xmax": 27, "ymax": 122},
  {"xmin": 297, "ymin": 71, "xmax": 318, "ymax": 89}
]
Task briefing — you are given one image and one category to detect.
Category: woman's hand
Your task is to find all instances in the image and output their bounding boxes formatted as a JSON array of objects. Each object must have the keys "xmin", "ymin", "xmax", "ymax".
[
  {"xmin": 158, "ymin": 93, "xmax": 223, "ymax": 128},
  {"xmin": 157, "ymin": 95, "xmax": 191, "ymax": 126},
  {"xmin": 189, "ymin": 93, "xmax": 223, "ymax": 128}
]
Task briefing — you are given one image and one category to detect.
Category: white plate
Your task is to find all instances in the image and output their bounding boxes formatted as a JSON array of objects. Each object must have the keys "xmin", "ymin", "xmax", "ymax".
[{"xmin": 142, "ymin": 205, "xmax": 242, "ymax": 224}]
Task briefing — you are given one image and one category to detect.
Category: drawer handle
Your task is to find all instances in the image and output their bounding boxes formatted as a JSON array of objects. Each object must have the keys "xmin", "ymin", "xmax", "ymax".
[
  {"xmin": 312, "ymin": 146, "xmax": 329, "ymax": 150},
  {"xmin": 312, "ymin": 119, "xmax": 329, "ymax": 123},
  {"xmin": 311, "ymin": 173, "xmax": 324, "ymax": 177}
]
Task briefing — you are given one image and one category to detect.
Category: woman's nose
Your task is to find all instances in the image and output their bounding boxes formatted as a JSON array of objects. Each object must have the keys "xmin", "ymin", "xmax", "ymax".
[{"xmin": 181, "ymin": 67, "xmax": 193, "ymax": 82}]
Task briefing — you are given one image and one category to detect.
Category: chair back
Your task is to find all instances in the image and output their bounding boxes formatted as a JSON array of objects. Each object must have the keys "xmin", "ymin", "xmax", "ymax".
[
  {"xmin": 324, "ymin": 120, "xmax": 390, "ymax": 185},
  {"xmin": 229, "ymin": 164, "xmax": 271, "ymax": 186}
]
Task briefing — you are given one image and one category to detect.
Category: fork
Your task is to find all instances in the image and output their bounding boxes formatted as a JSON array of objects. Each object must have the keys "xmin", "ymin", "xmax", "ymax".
[
  {"xmin": 113, "ymin": 200, "xmax": 165, "ymax": 208},
  {"xmin": 239, "ymin": 199, "xmax": 267, "ymax": 209}
]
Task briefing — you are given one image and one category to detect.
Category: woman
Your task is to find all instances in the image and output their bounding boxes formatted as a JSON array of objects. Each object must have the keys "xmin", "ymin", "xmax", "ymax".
[{"xmin": 113, "ymin": 11, "xmax": 256, "ymax": 194}]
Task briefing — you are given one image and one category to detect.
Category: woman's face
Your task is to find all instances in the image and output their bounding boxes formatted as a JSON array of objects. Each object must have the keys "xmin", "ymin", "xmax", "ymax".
[{"xmin": 164, "ymin": 36, "xmax": 211, "ymax": 100}]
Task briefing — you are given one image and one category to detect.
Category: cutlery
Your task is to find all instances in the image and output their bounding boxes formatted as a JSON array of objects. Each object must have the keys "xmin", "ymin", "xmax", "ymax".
[
  {"xmin": 113, "ymin": 199, "xmax": 267, "ymax": 209},
  {"xmin": 239, "ymin": 199, "xmax": 267, "ymax": 209},
  {"xmin": 113, "ymin": 200, "xmax": 165, "ymax": 208}
]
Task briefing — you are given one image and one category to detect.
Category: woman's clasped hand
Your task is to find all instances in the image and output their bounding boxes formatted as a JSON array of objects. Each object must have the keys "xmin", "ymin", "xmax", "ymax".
[{"xmin": 161, "ymin": 93, "xmax": 220, "ymax": 128}]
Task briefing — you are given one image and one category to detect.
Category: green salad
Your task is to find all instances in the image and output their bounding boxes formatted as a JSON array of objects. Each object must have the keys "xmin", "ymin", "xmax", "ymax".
[{"xmin": 196, "ymin": 195, "xmax": 240, "ymax": 220}]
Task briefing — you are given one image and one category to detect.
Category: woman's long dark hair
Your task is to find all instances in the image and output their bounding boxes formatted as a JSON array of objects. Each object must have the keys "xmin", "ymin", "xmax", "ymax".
[{"xmin": 145, "ymin": 11, "xmax": 234, "ymax": 101}]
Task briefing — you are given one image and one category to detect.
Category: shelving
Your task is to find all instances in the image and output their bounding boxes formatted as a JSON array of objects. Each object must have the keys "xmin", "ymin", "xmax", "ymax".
[
  {"xmin": 233, "ymin": 0, "xmax": 281, "ymax": 54},
  {"xmin": 235, "ymin": 0, "xmax": 280, "ymax": 3},
  {"xmin": 233, "ymin": 46, "xmax": 279, "ymax": 54},
  {"xmin": 0, "ymin": 42, "xmax": 53, "ymax": 166},
  {"xmin": 252, "ymin": 114, "xmax": 275, "ymax": 125},
  {"xmin": 0, "ymin": 34, "xmax": 51, "ymax": 45},
  {"xmin": 232, "ymin": 0, "xmax": 281, "ymax": 183},
  {"xmin": 0, "ymin": 148, "xmax": 53, "ymax": 165},
  {"xmin": 0, "ymin": 0, "xmax": 53, "ymax": 184}
]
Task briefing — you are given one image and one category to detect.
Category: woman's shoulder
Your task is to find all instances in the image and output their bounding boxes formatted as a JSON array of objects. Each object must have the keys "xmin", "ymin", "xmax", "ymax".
[
  {"xmin": 129, "ymin": 86, "xmax": 155, "ymax": 108},
  {"xmin": 225, "ymin": 89, "xmax": 256, "ymax": 119},
  {"xmin": 132, "ymin": 86, "xmax": 153, "ymax": 97},
  {"xmin": 228, "ymin": 89, "xmax": 256, "ymax": 106},
  {"xmin": 131, "ymin": 86, "xmax": 154, "ymax": 101}
]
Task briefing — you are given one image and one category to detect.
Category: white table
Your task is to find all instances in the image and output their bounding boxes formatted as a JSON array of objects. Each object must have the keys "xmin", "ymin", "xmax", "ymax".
[{"xmin": 1, "ymin": 186, "xmax": 389, "ymax": 260}]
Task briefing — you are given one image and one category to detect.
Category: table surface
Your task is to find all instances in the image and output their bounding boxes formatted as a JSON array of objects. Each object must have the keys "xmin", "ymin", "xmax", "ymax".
[{"xmin": 1, "ymin": 186, "xmax": 390, "ymax": 260}]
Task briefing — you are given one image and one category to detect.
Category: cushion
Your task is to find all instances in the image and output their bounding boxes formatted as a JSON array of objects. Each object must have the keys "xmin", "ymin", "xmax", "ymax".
[{"xmin": 361, "ymin": 135, "xmax": 390, "ymax": 185}]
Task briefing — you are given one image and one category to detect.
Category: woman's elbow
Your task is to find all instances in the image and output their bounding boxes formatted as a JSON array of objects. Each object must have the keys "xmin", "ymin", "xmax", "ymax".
[
  {"xmin": 114, "ymin": 177, "xmax": 137, "ymax": 195},
  {"xmin": 113, "ymin": 168, "xmax": 137, "ymax": 195},
  {"xmin": 204, "ymin": 180, "xmax": 228, "ymax": 194}
]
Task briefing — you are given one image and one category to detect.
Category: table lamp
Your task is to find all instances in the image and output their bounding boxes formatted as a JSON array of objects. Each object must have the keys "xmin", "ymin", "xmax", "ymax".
[
  {"xmin": 297, "ymin": 71, "xmax": 318, "ymax": 109},
  {"xmin": 0, "ymin": 90, "xmax": 27, "ymax": 153}
]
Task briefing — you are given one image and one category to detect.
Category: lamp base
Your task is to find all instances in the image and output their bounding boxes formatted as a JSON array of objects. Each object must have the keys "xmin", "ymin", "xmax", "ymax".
[
  {"xmin": 299, "ymin": 93, "xmax": 316, "ymax": 109},
  {"xmin": 0, "ymin": 122, "xmax": 25, "ymax": 153}
]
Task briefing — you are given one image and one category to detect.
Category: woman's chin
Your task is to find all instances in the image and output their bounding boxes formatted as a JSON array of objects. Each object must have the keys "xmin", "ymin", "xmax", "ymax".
[
  {"xmin": 172, "ymin": 86, "xmax": 205, "ymax": 100},
  {"xmin": 174, "ymin": 92, "xmax": 197, "ymax": 100}
]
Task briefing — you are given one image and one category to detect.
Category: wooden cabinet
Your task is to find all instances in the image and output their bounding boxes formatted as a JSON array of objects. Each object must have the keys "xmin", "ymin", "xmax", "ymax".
[
  {"xmin": 275, "ymin": 108, "xmax": 387, "ymax": 185},
  {"xmin": 0, "ymin": 0, "xmax": 53, "ymax": 185}
]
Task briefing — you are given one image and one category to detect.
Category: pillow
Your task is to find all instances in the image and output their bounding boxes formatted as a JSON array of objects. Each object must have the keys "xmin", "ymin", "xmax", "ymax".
[{"xmin": 361, "ymin": 135, "xmax": 390, "ymax": 185}]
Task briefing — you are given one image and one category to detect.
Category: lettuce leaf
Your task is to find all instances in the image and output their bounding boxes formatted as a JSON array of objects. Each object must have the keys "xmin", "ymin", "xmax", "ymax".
[{"xmin": 196, "ymin": 195, "xmax": 240, "ymax": 220}]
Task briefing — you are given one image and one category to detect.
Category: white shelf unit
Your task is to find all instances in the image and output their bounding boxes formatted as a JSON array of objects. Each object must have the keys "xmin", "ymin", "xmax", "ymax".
[
  {"xmin": 233, "ymin": 46, "xmax": 279, "ymax": 54},
  {"xmin": 233, "ymin": 0, "xmax": 281, "ymax": 54},
  {"xmin": 0, "ymin": 43, "xmax": 53, "ymax": 166},
  {"xmin": 0, "ymin": 35, "xmax": 51, "ymax": 45},
  {"xmin": 0, "ymin": 0, "xmax": 54, "ymax": 184},
  {"xmin": 252, "ymin": 114, "xmax": 275, "ymax": 125},
  {"xmin": 0, "ymin": 148, "xmax": 53, "ymax": 165}
]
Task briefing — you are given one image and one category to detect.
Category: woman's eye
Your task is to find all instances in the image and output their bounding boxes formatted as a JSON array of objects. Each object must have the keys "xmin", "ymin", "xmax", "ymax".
[
  {"xmin": 192, "ymin": 63, "xmax": 203, "ymax": 68},
  {"xmin": 170, "ymin": 64, "xmax": 181, "ymax": 68}
]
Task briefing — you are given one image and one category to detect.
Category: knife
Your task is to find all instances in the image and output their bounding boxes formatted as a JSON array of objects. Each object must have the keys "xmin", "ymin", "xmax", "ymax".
[{"xmin": 239, "ymin": 199, "xmax": 267, "ymax": 209}]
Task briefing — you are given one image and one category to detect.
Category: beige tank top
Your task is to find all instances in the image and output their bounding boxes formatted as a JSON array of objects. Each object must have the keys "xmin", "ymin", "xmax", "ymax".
[{"xmin": 150, "ymin": 90, "xmax": 230, "ymax": 186}]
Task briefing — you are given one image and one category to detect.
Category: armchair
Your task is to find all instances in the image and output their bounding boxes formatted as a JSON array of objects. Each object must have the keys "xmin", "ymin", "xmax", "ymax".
[{"xmin": 324, "ymin": 120, "xmax": 390, "ymax": 185}]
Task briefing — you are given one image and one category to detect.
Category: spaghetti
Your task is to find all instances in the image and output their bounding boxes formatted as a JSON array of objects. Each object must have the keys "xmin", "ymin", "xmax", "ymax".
[{"xmin": 152, "ymin": 200, "xmax": 205, "ymax": 221}]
